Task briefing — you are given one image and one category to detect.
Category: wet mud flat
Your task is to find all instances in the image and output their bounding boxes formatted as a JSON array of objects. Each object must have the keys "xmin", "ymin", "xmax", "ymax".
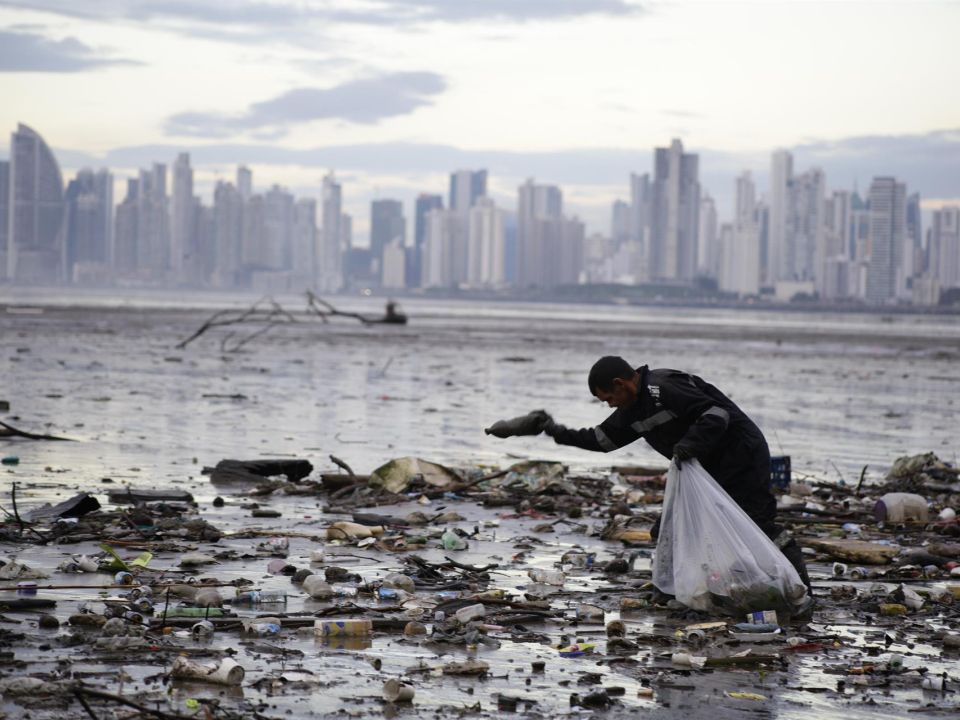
[{"xmin": 1, "ymin": 297, "xmax": 959, "ymax": 718}]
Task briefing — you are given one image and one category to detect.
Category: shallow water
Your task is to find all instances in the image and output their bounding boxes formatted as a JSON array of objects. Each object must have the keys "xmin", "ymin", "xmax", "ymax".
[{"xmin": 1, "ymin": 291, "xmax": 959, "ymax": 718}]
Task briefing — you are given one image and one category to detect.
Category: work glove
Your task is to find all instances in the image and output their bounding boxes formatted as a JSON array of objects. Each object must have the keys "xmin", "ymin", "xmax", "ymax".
[
  {"xmin": 484, "ymin": 409, "xmax": 552, "ymax": 438},
  {"xmin": 672, "ymin": 445, "xmax": 694, "ymax": 470}
]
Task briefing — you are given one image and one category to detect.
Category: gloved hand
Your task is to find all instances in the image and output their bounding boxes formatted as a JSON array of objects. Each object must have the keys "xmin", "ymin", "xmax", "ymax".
[
  {"xmin": 542, "ymin": 413, "xmax": 562, "ymax": 437},
  {"xmin": 672, "ymin": 445, "xmax": 694, "ymax": 469}
]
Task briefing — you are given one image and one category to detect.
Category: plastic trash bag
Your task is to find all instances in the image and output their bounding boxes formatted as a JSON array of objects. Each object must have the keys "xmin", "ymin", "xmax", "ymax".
[{"xmin": 652, "ymin": 460, "xmax": 809, "ymax": 617}]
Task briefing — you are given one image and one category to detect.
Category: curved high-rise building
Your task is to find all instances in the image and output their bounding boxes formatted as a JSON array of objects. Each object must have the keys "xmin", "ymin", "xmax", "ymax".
[{"xmin": 7, "ymin": 123, "xmax": 65, "ymax": 284}]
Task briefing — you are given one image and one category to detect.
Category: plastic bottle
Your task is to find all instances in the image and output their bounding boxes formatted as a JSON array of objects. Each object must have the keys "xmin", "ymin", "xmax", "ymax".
[
  {"xmin": 454, "ymin": 603, "xmax": 486, "ymax": 623},
  {"xmin": 383, "ymin": 573, "xmax": 416, "ymax": 593},
  {"xmin": 245, "ymin": 622, "xmax": 281, "ymax": 636},
  {"xmin": 233, "ymin": 589, "xmax": 287, "ymax": 605},
  {"xmin": 170, "ymin": 656, "xmax": 245, "ymax": 686},
  {"xmin": 377, "ymin": 587, "xmax": 410, "ymax": 602},
  {"xmin": 874, "ymin": 493, "xmax": 929, "ymax": 523},
  {"xmin": 303, "ymin": 576, "xmax": 333, "ymax": 599},
  {"xmin": 331, "ymin": 585, "xmax": 358, "ymax": 598},
  {"xmin": 194, "ymin": 589, "xmax": 224, "ymax": 608},
  {"xmin": 441, "ymin": 529, "xmax": 468, "ymax": 551},
  {"xmin": 528, "ymin": 569, "xmax": 565, "ymax": 586}
]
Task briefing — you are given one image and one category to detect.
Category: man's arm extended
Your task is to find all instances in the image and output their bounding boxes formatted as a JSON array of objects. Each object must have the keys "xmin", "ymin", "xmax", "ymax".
[{"xmin": 545, "ymin": 411, "xmax": 640, "ymax": 453}]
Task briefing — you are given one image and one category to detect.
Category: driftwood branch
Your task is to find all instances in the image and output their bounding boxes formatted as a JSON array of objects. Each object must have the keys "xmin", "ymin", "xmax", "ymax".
[
  {"xmin": 0, "ymin": 420, "xmax": 73, "ymax": 441},
  {"xmin": 305, "ymin": 291, "xmax": 373, "ymax": 325},
  {"xmin": 175, "ymin": 296, "xmax": 296, "ymax": 351},
  {"xmin": 177, "ymin": 293, "xmax": 387, "ymax": 350}
]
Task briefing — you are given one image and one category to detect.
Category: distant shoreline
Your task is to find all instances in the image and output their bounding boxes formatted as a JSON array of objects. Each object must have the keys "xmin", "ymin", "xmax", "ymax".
[{"xmin": 2, "ymin": 283, "xmax": 959, "ymax": 318}]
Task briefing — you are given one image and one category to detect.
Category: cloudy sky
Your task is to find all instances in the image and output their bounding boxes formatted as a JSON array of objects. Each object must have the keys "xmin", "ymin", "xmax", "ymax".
[{"xmin": 2, "ymin": 0, "xmax": 959, "ymax": 237}]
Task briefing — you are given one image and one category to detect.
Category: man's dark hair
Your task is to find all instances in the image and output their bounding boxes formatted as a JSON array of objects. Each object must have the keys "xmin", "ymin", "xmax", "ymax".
[{"xmin": 588, "ymin": 356, "xmax": 635, "ymax": 393}]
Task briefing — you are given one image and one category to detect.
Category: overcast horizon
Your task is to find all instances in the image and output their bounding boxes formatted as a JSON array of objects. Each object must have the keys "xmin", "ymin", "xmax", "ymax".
[{"xmin": 3, "ymin": 0, "xmax": 960, "ymax": 237}]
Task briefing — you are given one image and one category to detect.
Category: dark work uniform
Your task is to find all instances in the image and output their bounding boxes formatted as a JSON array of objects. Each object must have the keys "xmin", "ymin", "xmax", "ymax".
[{"xmin": 548, "ymin": 365, "xmax": 810, "ymax": 587}]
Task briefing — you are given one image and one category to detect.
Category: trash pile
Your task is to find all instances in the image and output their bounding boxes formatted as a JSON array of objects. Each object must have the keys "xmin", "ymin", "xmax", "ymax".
[{"xmin": 0, "ymin": 450, "xmax": 958, "ymax": 717}]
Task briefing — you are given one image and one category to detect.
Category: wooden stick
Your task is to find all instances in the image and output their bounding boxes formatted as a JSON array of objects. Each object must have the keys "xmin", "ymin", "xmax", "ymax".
[
  {"xmin": 0, "ymin": 419, "xmax": 73, "ymax": 441},
  {"xmin": 74, "ymin": 685, "xmax": 192, "ymax": 720}
]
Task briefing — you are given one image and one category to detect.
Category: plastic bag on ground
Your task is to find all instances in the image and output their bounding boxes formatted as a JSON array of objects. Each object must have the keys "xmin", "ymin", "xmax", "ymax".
[{"xmin": 652, "ymin": 460, "xmax": 808, "ymax": 617}]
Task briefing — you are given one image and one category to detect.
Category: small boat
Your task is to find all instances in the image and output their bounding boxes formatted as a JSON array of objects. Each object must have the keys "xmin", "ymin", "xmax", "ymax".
[{"xmin": 377, "ymin": 300, "xmax": 407, "ymax": 325}]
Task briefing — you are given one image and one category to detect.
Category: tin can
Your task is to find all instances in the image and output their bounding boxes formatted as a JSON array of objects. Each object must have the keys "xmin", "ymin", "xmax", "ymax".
[
  {"xmin": 191, "ymin": 620, "xmax": 215, "ymax": 639},
  {"xmin": 132, "ymin": 598, "xmax": 154, "ymax": 613},
  {"xmin": 746, "ymin": 610, "xmax": 778, "ymax": 625},
  {"xmin": 16, "ymin": 581, "xmax": 38, "ymax": 595},
  {"xmin": 114, "ymin": 571, "xmax": 134, "ymax": 586}
]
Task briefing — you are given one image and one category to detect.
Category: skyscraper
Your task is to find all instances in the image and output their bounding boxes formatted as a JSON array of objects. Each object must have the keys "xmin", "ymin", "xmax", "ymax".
[
  {"xmin": 237, "ymin": 166, "xmax": 252, "ymax": 201},
  {"xmin": 370, "ymin": 199, "xmax": 405, "ymax": 283},
  {"xmin": 517, "ymin": 179, "xmax": 562, "ymax": 287},
  {"xmin": 263, "ymin": 185, "xmax": 295, "ymax": 270},
  {"xmin": 649, "ymin": 139, "xmax": 700, "ymax": 281},
  {"xmin": 113, "ymin": 179, "xmax": 139, "ymax": 276},
  {"xmin": 64, "ymin": 168, "xmax": 113, "ymax": 282},
  {"xmin": 768, "ymin": 150, "xmax": 793, "ymax": 284},
  {"xmin": 610, "ymin": 199, "xmax": 631, "ymax": 245},
  {"xmin": 170, "ymin": 153, "xmax": 193, "ymax": 283},
  {"xmin": 0, "ymin": 160, "xmax": 9, "ymax": 280},
  {"xmin": 7, "ymin": 123, "xmax": 65, "ymax": 283},
  {"xmin": 293, "ymin": 198, "xmax": 318, "ymax": 289},
  {"xmin": 906, "ymin": 192, "xmax": 922, "ymax": 281},
  {"xmin": 629, "ymin": 172, "xmax": 651, "ymax": 247},
  {"xmin": 929, "ymin": 207, "xmax": 960, "ymax": 291},
  {"xmin": 697, "ymin": 194, "xmax": 717, "ymax": 278},
  {"xmin": 865, "ymin": 177, "xmax": 907, "ymax": 303},
  {"xmin": 319, "ymin": 172, "xmax": 342, "ymax": 292},
  {"xmin": 422, "ymin": 208, "xmax": 461, "ymax": 288},
  {"xmin": 410, "ymin": 193, "xmax": 442, "ymax": 288},
  {"xmin": 728, "ymin": 172, "xmax": 759, "ymax": 296},
  {"xmin": 136, "ymin": 163, "xmax": 169, "ymax": 279},
  {"xmin": 467, "ymin": 197, "xmax": 505, "ymax": 287},
  {"xmin": 448, "ymin": 169, "xmax": 487, "ymax": 213},
  {"xmin": 212, "ymin": 180, "xmax": 242, "ymax": 288},
  {"xmin": 790, "ymin": 169, "xmax": 826, "ymax": 284}
]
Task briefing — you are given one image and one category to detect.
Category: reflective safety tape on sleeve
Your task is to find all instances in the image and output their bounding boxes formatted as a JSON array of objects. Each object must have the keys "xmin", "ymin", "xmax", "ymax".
[
  {"xmin": 630, "ymin": 409, "xmax": 677, "ymax": 434},
  {"xmin": 594, "ymin": 427, "xmax": 618, "ymax": 451}
]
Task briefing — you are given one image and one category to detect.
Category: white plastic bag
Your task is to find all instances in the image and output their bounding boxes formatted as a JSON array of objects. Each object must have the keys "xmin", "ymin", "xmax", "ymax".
[{"xmin": 652, "ymin": 460, "xmax": 808, "ymax": 616}]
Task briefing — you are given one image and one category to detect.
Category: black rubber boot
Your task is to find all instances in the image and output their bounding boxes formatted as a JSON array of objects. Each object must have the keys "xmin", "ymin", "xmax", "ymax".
[{"xmin": 779, "ymin": 537, "xmax": 812, "ymax": 589}]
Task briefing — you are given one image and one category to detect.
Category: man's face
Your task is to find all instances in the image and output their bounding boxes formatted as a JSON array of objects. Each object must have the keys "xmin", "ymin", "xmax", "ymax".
[{"xmin": 593, "ymin": 377, "xmax": 638, "ymax": 409}]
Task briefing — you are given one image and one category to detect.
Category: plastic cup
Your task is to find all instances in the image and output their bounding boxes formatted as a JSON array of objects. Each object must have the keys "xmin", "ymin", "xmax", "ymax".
[{"xmin": 383, "ymin": 678, "xmax": 414, "ymax": 703}]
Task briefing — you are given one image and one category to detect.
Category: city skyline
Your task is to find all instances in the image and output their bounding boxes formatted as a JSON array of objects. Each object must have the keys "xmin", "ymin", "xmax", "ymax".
[
  {"xmin": 1, "ymin": 2, "xmax": 959, "ymax": 233},
  {"xmin": 5, "ymin": 120, "xmax": 958, "ymax": 307}
]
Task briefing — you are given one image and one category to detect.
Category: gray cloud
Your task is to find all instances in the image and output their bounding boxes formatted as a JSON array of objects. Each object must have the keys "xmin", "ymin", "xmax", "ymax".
[
  {"xmin": 0, "ymin": 1, "xmax": 642, "ymax": 38},
  {"xmin": 0, "ymin": 29, "xmax": 140, "ymax": 71},
  {"xmin": 164, "ymin": 72, "xmax": 446, "ymax": 138}
]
